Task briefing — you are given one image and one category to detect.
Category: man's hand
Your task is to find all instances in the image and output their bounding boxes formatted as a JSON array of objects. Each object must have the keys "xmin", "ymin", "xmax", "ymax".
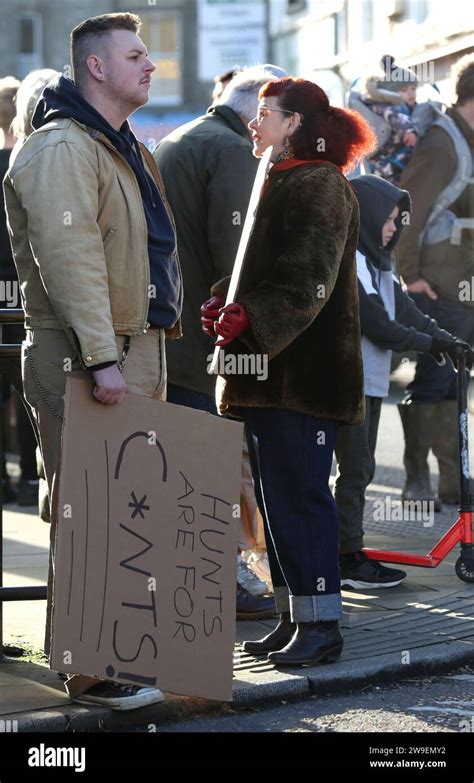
[
  {"xmin": 92, "ymin": 365, "xmax": 127, "ymax": 405},
  {"xmin": 406, "ymin": 278, "xmax": 438, "ymax": 300}
]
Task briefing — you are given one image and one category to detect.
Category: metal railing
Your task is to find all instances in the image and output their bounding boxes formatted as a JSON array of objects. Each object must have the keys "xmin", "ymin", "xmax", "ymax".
[{"xmin": 0, "ymin": 309, "xmax": 47, "ymax": 660}]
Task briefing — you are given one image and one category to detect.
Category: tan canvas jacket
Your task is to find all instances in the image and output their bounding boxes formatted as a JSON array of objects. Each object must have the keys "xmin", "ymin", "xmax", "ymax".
[{"xmin": 3, "ymin": 117, "xmax": 182, "ymax": 368}]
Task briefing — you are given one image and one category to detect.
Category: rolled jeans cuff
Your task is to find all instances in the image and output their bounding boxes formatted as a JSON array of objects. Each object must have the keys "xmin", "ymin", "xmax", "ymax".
[
  {"xmin": 273, "ymin": 585, "xmax": 290, "ymax": 614},
  {"xmin": 290, "ymin": 593, "xmax": 342, "ymax": 623}
]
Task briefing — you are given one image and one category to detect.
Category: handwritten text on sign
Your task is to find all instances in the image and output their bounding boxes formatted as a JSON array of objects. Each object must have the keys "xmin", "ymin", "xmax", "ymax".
[{"xmin": 52, "ymin": 378, "xmax": 243, "ymax": 701}]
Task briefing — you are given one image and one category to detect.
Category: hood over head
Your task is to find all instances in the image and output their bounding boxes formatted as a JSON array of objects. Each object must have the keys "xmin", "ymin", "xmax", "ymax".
[
  {"xmin": 359, "ymin": 76, "xmax": 407, "ymax": 105},
  {"xmin": 350, "ymin": 174, "xmax": 411, "ymax": 270}
]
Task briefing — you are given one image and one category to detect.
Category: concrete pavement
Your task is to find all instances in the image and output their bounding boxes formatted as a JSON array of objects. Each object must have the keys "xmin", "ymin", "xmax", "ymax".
[
  {"xmin": 1, "ymin": 378, "xmax": 474, "ymax": 731},
  {"xmin": 2, "ymin": 507, "xmax": 474, "ymax": 731}
]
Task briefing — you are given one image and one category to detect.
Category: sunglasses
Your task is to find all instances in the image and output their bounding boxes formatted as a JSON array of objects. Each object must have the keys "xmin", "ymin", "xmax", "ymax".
[{"xmin": 256, "ymin": 105, "xmax": 297, "ymax": 123}]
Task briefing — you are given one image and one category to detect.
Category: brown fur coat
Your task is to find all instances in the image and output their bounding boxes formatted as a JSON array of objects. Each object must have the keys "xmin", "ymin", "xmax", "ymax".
[{"xmin": 211, "ymin": 162, "xmax": 364, "ymax": 425}]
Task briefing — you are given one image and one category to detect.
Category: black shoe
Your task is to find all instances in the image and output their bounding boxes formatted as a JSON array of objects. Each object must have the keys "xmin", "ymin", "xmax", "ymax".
[
  {"xmin": 242, "ymin": 612, "xmax": 296, "ymax": 654},
  {"xmin": 72, "ymin": 681, "xmax": 164, "ymax": 711},
  {"xmin": 267, "ymin": 621, "xmax": 343, "ymax": 667},
  {"xmin": 340, "ymin": 550, "xmax": 406, "ymax": 589},
  {"xmin": 17, "ymin": 478, "xmax": 39, "ymax": 506},
  {"xmin": 236, "ymin": 583, "xmax": 277, "ymax": 620}
]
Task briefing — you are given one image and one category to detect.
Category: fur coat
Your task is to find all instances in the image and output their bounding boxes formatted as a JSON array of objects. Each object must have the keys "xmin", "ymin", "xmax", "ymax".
[{"xmin": 211, "ymin": 162, "xmax": 365, "ymax": 425}]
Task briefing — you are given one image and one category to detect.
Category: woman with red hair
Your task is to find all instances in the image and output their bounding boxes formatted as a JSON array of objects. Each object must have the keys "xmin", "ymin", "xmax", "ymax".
[{"xmin": 202, "ymin": 78, "xmax": 375, "ymax": 667}]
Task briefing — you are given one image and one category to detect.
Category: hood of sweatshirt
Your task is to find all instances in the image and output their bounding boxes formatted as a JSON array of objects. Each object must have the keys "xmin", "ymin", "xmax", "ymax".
[
  {"xmin": 350, "ymin": 174, "xmax": 412, "ymax": 270},
  {"xmin": 31, "ymin": 75, "xmax": 181, "ymax": 330},
  {"xmin": 32, "ymin": 74, "xmax": 136, "ymax": 150}
]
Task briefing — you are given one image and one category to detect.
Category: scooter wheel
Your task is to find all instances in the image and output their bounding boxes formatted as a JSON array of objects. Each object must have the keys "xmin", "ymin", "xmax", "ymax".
[{"xmin": 455, "ymin": 556, "xmax": 474, "ymax": 583}]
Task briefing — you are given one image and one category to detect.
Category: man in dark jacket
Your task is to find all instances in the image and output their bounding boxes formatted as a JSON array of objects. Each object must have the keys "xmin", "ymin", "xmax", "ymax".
[
  {"xmin": 0, "ymin": 77, "xmax": 19, "ymax": 290},
  {"xmin": 0, "ymin": 75, "xmax": 39, "ymax": 506},
  {"xmin": 154, "ymin": 65, "xmax": 285, "ymax": 404},
  {"xmin": 396, "ymin": 54, "xmax": 474, "ymax": 506},
  {"xmin": 0, "ymin": 76, "xmax": 21, "ymax": 501},
  {"xmin": 154, "ymin": 66, "xmax": 285, "ymax": 620},
  {"xmin": 335, "ymin": 175, "xmax": 466, "ymax": 589}
]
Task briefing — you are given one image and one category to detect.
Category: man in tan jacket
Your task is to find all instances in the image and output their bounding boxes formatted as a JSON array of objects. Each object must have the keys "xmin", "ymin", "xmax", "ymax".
[{"xmin": 3, "ymin": 12, "xmax": 182, "ymax": 710}]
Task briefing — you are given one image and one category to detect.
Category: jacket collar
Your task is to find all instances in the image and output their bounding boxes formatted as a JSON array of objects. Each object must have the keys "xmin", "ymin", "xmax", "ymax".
[
  {"xmin": 447, "ymin": 106, "xmax": 474, "ymax": 148},
  {"xmin": 261, "ymin": 159, "xmax": 343, "ymax": 199},
  {"xmin": 270, "ymin": 158, "xmax": 342, "ymax": 175},
  {"xmin": 64, "ymin": 118, "xmax": 169, "ymax": 206},
  {"xmin": 206, "ymin": 105, "xmax": 251, "ymax": 141}
]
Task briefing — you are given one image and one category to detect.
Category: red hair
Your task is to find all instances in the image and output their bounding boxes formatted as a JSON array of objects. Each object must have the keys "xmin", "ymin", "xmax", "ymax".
[{"xmin": 260, "ymin": 77, "xmax": 376, "ymax": 174}]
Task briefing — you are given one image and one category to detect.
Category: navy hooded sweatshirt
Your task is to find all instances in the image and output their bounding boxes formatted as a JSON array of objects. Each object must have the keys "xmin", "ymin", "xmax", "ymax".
[
  {"xmin": 351, "ymin": 175, "xmax": 451, "ymax": 397},
  {"xmin": 31, "ymin": 76, "xmax": 182, "ymax": 331}
]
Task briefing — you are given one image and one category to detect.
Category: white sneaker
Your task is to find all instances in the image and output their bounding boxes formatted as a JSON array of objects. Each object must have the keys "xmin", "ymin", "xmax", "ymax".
[
  {"xmin": 237, "ymin": 553, "xmax": 269, "ymax": 596},
  {"xmin": 72, "ymin": 681, "xmax": 165, "ymax": 711},
  {"xmin": 243, "ymin": 550, "xmax": 273, "ymax": 593}
]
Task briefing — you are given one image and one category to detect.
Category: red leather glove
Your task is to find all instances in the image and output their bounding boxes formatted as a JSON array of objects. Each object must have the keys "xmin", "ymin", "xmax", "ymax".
[
  {"xmin": 201, "ymin": 295, "xmax": 225, "ymax": 338},
  {"xmin": 215, "ymin": 302, "xmax": 250, "ymax": 347}
]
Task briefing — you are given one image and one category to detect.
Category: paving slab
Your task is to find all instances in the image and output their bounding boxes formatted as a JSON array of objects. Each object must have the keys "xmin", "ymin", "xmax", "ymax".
[
  {"xmin": 0, "ymin": 667, "xmax": 68, "ymax": 714},
  {"xmin": 2, "ymin": 401, "xmax": 474, "ymax": 732}
]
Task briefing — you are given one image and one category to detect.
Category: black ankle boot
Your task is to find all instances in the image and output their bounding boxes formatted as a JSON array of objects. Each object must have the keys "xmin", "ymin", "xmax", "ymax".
[
  {"xmin": 267, "ymin": 620, "xmax": 343, "ymax": 666},
  {"xmin": 242, "ymin": 612, "xmax": 296, "ymax": 655}
]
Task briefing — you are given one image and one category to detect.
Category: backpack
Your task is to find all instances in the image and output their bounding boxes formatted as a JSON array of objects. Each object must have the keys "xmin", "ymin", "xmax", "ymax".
[{"xmin": 420, "ymin": 108, "xmax": 474, "ymax": 247}]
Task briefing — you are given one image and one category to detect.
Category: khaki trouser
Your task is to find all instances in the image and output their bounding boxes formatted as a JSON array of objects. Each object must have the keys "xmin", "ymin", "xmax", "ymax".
[{"xmin": 22, "ymin": 327, "xmax": 166, "ymax": 695}]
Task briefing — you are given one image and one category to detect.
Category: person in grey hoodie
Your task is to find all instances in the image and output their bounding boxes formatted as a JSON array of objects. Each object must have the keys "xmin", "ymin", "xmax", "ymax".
[{"xmin": 335, "ymin": 174, "xmax": 469, "ymax": 589}]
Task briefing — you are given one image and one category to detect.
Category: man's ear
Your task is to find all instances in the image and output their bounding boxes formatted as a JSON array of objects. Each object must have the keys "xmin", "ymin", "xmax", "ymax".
[{"xmin": 86, "ymin": 54, "xmax": 105, "ymax": 83}]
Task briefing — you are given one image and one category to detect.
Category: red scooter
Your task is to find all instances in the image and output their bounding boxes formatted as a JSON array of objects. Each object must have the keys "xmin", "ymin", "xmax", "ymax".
[{"xmin": 364, "ymin": 347, "xmax": 474, "ymax": 583}]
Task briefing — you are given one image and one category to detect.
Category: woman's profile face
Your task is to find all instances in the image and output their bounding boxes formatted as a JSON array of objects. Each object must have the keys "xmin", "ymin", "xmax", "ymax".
[{"xmin": 248, "ymin": 95, "xmax": 295, "ymax": 158}]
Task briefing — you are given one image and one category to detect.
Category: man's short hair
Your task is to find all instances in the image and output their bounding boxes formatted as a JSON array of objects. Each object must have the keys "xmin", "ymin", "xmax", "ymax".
[
  {"xmin": 70, "ymin": 12, "xmax": 142, "ymax": 87},
  {"xmin": 0, "ymin": 76, "xmax": 20, "ymax": 133},
  {"xmin": 452, "ymin": 53, "xmax": 474, "ymax": 105}
]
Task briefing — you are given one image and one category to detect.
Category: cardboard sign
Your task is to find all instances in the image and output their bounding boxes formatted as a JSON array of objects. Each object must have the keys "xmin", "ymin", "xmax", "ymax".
[{"xmin": 51, "ymin": 377, "xmax": 243, "ymax": 701}]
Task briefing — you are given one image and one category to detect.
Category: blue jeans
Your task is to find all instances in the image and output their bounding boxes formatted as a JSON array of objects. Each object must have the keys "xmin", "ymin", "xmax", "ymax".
[
  {"xmin": 242, "ymin": 407, "xmax": 342, "ymax": 623},
  {"xmin": 166, "ymin": 383, "xmax": 218, "ymax": 415},
  {"xmin": 408, "ymin": 295, "xmax": 474, "ymax": 402}
]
